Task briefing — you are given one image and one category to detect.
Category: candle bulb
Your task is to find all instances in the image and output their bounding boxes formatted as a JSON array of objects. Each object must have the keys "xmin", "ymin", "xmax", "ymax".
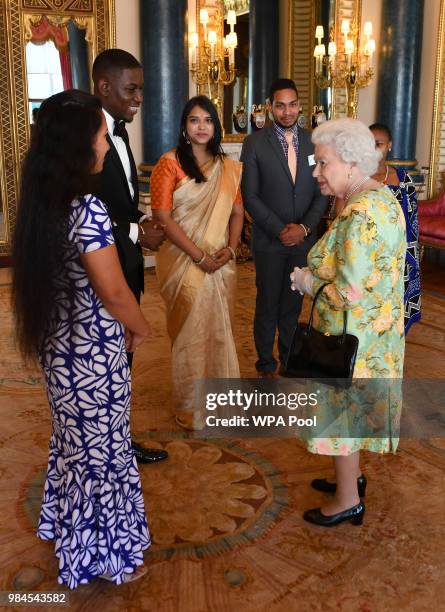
[
  {"xmin": 227, "ymin": 31, "xmax": 237, "ymax": 65},
  {"xmin": 341, "ymin": 19, "xmax": 350, "ymax": 36},
  {"xmin": 313, "ymin": 44, "xmax": 324, "ymax": 74},
  {"xmin": 208, "ymin": 29, "xmax": 217, "ymax": 63},
  {"xmin": 345, "ymin": 39, "xmax": 354, "ymax": 69},
  {"xmin": 315, "ymin": 25, "xmax": 324, "ymax": 43},
  {"xmin": 364, "ymin": 21, "xmax": 373, "ymax": 38},
  {"xmin": 227, "ymin": 9, "xmax": 236, "ymax": 32},
  {"xmin": 200, "ymin": 8, "xmax": 209, "ymax": 39},
  {"xmin": 345, "ymin": 39, "xmax": 354, "ymax": 55},
  {"xmin": 328, "ymin": 41, "xmax": 337, "ymax": 56},
  {"xmin": 190, "ymin": 31, "xmax": 198, "ymax": 65},
  {"xmin": 199, "ymin": 8, "xmax": 209, "ymax": 24}
]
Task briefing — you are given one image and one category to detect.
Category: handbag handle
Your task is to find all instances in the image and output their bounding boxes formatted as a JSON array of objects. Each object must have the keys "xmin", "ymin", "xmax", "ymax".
[{"xmin": 307, "ymin": 283, "xmax": 348, "ymax": 343}]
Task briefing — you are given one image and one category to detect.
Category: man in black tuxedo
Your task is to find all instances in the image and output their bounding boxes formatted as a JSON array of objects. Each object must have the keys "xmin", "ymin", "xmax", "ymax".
[
  {"xmin": 93, "ymin": 49, "xmax": 167, "ymax": 463},
  {"xmin": 241, "ymin": 78, "xmax": 328, "ymax": 377}
]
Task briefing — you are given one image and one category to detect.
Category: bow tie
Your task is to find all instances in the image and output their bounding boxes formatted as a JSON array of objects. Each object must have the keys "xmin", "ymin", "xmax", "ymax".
[{"xmin": 113, "ymin": 120, "xmax": 129, "ymax": 143}]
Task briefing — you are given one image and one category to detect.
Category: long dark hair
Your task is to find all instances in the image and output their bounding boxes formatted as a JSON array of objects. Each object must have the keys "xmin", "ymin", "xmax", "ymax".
[
  {"xmin": 12, "ymin": 89, "xmax": 103, "ymax": 361},
  {"xmin": 176, "ymin": 95, "xmax": 225, "ymax": 183}
]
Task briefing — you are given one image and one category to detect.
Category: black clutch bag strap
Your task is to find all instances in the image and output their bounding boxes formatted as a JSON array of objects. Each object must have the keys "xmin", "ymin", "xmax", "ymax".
[{"xmin": 308, "ymin": 283, "xmax": 349, "ymax": 340}]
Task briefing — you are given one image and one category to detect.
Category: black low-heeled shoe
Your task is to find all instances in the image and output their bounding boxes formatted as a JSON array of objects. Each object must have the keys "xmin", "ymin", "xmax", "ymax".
[
  {"xmin": 132, "ymin": 441, "xmax": 168, "ymax": 464},
  {"xmin": 303, "ymin": 501, "xmax": 365, "ymax": 527},
  {"xmin": 311, "ymin": 474, "xmax": 367, "ymax": 497}
]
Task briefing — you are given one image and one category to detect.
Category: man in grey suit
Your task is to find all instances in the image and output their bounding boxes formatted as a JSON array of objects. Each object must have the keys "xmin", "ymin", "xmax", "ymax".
[{"xmin": 241, "ymin": 78, "xmax": 328, "ymax": 377}]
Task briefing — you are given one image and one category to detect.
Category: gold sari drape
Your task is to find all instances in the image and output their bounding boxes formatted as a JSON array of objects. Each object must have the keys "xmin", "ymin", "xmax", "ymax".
[{"xmin": 156, "ymin": 157, "xmax": 242, "ymax": 419}]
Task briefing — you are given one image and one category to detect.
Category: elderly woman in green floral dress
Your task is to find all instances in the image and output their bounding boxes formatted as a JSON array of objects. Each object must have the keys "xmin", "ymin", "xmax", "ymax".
[{"xmin": 290, "ymin": 118, "xmax": 406, "ymax": 527}]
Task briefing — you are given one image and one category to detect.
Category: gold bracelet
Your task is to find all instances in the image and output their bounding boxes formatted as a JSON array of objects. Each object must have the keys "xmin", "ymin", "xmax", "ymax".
[
  {"xmin": 227, "ymin": 246, "xmax": 236, "ymax": 261},
  {"xmin": 138, "ymin": 223, "xmax": 145, "ymax": 235},
  {"xmin": 193, "ymin": 250, "xmax": 206, "ymax": 265}
]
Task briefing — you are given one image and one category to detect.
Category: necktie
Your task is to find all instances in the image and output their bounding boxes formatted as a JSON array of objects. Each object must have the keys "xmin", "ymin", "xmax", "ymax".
[
  {"xmin": 285, "ymin": 130, "xmax": 297, "ymax": 182},
  {"xmin": 113, "ymin": 120, "xmax": 129, "ymax": 145}
]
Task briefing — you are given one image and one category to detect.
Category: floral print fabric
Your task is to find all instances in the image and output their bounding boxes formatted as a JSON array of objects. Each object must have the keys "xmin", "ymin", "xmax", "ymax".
[
  {"xmin": 37, "ymin": 195, "xmax": 150, "ymax": 589},
  {"xmin": 306, "ymin": 187, "xmax": 406, "ymax": 455}
]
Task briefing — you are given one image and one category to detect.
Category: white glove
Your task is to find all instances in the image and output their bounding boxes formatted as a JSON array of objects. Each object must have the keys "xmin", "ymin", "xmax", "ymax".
[{"xmin": 290, "ymin": 266, "xmax": 315, "ymax": 296}]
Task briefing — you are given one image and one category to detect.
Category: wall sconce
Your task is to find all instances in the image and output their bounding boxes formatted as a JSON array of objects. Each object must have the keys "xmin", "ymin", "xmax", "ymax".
[
  {"xmin": 314, "ymin": 19, "xmax": 376, "ymax": 118},
  {"xmin": 189, "ymin": 4, "xmax": 238, "ymax": 102}
]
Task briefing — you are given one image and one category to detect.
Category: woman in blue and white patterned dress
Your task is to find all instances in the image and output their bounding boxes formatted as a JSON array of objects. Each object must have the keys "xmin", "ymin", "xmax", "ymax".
[
  {"xmin": 370, "ymin": 123, "xmax": 421, "ymax": 333},
  {"xmin": 12, "ymin": 90, "xmax": 151, "ymax": 588}
]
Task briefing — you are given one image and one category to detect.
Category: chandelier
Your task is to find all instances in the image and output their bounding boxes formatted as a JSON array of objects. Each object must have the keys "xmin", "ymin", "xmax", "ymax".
[
  {"xmin": 313, "ymin": 19, "xmax": 376, "ymax": 118},
  {"xmin": 189, "ymin": 5, "xmax": 238, "ymax": 92}
]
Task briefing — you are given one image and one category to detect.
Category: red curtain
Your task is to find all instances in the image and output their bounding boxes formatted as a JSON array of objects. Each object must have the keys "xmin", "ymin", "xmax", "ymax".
[
  {"xmin": 30, "ymin": 16, "xmax": 73, "ymax": 90},
  {"xmin": 59, "ymin": 49, "xmax": 73, "ymax": 90}
]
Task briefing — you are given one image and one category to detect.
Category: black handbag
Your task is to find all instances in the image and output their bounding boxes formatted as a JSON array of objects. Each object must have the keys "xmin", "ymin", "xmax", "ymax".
[{"xmin": 283, "ymin": 283, "xmax": 359, "ymax": 387}]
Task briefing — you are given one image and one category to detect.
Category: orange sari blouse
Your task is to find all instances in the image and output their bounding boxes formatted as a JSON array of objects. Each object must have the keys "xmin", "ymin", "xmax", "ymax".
[{"xmin": 150, "ymin": 156, "xmax": 242, "ymax": 210}]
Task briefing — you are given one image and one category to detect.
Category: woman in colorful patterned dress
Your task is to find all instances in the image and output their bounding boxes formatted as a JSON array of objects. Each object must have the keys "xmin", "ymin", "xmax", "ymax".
[
  {"xmin": 12, "ymin": 90, "xmax": 151, "ymax": 587},
  {"xmin": 150, "ymin": 96, "xmax": 244, "ymax": 429},
  {"xmin": 369, "ymin": 123, "xmax": 421, "ymax": 333},
  {"xmin": 290, "ymin": 119, "xmax": 406, "ymax": 527}
]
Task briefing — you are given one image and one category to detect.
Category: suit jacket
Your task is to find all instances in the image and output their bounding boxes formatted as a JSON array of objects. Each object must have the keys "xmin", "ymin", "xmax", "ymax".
[
  {"xmin": 93, "ymin": 134, "xmax": 144, "ymax": 295},
  {"xmin": 241, "ymin": 124, "xmax": 328, "ymax": 253}
]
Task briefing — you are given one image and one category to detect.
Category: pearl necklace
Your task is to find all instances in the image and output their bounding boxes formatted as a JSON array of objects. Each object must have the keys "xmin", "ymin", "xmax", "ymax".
[{"xmin": 344, "ymin": 175, "xmax": 370, "ymax": 202}]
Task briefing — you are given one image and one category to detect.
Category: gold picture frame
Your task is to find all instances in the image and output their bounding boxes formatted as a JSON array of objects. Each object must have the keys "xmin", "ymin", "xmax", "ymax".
[
  {"xmin": 428, "ymin": 0, "xmax": 445, "ymax": 197},
  {"xmin": 0, "ymin": 0, "xmax": 116, "ymax": 260}
]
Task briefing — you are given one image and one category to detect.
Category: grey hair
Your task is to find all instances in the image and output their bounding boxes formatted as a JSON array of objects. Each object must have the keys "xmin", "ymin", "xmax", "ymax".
[{"xmin": 312, "ymin": 118, "xmax": 381, "ymax": 176}]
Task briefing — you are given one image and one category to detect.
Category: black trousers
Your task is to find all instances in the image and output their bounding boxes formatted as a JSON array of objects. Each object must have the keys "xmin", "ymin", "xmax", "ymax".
[
  {"xmin": 253, "ymin": 250, "xmax": 307, "ymax": 372},
  {"xmin": 125, "ymin": 264, "xmax": 143, "ymax": 370}
]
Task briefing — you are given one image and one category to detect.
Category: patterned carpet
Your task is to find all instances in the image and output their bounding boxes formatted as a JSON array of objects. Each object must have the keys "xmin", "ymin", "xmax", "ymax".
[{"xmin": 0, "ymin": 263, "xmax": 444, "ymax": 611}]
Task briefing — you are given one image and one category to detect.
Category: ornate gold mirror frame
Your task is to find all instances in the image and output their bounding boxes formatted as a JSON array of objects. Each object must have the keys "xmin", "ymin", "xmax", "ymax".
[
  {"xmin": 0, "ymin": 0, "xmax": 116, "ymax": 260},
  {"xmin": 429, "ymin": 0, "xmax": 445, "ymax": 197}
]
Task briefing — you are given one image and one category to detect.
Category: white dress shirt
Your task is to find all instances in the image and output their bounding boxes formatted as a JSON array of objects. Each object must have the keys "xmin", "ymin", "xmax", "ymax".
[{"xmin": 103, "ymin": 109, "xmax": 142, "ymax": 244}]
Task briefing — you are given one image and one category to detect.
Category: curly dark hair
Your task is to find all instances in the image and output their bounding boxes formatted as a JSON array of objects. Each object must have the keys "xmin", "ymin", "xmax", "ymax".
[
  {"xmin": 369, "ymin": 122, "xmax": 393, "ymax": 141},
  {"xmin": 176, "ymin": 96, "xmax": 225, "ymax": 183},
  {"xmin": 12, "ymin": 89, "xmax": 103, "ymax": 361}
]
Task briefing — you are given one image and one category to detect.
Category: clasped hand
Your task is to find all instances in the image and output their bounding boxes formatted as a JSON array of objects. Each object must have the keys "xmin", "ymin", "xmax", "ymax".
[
  {"xmin": 138, "ymin": 218, "xmax": 166, "ymax": 251},
  {"xmin": 279, "ymin": 223, "xmax": 305, "ymax": 247},
  {"xmin": 199, "ymin": 247, "xmax": 232, "ymax": 273},
  {"xmin": 290, "ymin": 266, "xmax": 314, "ymax": 296}
]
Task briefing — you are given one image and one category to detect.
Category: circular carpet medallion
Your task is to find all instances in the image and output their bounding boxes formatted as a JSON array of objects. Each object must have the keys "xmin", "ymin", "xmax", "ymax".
[{"xmin": 23, "ymin": 438, "xmax": 288, "ymax": 561}]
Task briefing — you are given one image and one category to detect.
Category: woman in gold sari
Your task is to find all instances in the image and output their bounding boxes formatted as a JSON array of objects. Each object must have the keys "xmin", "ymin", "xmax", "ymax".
[{"xmin": 150, "ymin": 96, "xmax": 244, "ymax": 428}]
